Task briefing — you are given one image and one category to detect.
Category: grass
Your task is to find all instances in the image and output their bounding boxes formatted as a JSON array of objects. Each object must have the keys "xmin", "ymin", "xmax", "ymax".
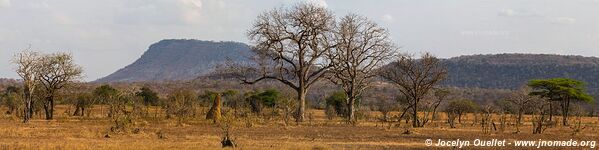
[{"xmin": 0, "ymin": 105, "xmax": 597, "ymax": 149}]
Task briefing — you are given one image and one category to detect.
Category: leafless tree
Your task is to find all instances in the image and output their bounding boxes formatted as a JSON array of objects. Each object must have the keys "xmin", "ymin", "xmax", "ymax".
[
  {"xmin": 506, "ymin": 86, "xmax": 536, "ymax": 125},
  {"xmin": 36, "ymin": 52, "xmax": 83, "ymax": 120},
  {"xmin": 380, "ymin": 53, "xmax": 447, "ymax": 127},
  {"xmin": 328, "ymin": 14, "xmax": 396, "ymax": 123},
  {"xmin": 13, "ymin": 50, "xmax": 41, "ymax": 123},
  {"xmin": 235, "ymin": 3, "xmax": 336, "ymax": 122}
]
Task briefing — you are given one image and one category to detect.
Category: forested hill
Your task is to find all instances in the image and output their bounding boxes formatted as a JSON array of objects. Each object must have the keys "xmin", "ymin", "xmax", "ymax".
[
  {"xmin": 95, "ymin": 39, "xmax": 251, "ymax": 82},
  {"xmin": 441, "ymin": 54, "xmax": 599, "ymax": 92}
]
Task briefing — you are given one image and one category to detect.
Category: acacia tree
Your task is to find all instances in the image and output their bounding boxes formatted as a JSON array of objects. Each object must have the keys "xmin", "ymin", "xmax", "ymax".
[
  {"xmin": 236, "ymin": 3, "xmax": 336, "ymax": 122},
  {"xmin": 37, "ymin": 52, "xmax": 83, "ymax": 120},
  {"xmin": 528, "ymin": 78, "xmax": 593, "ymax": 126},
  {"xmin": 328, "ymin": 14, "xmax": 396, "ymax": 123},
  {"xmin": 13, "ymin": 50, "xmax": 41, "ymax": 123},
  {"xmin": 380, "ymin": 53, "xmax": 447, "ymax": 127}
]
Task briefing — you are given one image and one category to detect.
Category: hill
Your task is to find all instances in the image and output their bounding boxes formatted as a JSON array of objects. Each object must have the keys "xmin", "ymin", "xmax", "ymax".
[
  {"xmin": 95, "ymin": 39, "xmax": 251, "ymax": 82},
  {"xmin": 442, "ymin": 53, "xmax": 599, "ymax": 92}
]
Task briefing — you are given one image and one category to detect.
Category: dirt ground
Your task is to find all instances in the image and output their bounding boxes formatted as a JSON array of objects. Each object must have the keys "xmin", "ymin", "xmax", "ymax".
[{"xmin": 0, "ymin": 105, "xmax": 597, "ymax": 150}]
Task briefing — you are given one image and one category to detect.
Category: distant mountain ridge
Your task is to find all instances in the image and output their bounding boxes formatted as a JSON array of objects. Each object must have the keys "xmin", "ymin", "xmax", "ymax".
[
  {"xmin": 95, "ymin": 39, "xmax": 251, "ymax": 82},
  {"xmin": 95, "ymin": 39, "xmax": 599, "ymax": 93},
  {"xmin": 441, "ymin": 53, "xmax": 599, "ymax": 92}
]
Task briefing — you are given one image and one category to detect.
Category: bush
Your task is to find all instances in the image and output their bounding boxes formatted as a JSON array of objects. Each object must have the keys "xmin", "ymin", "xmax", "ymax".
[
  {"xmin": 325, "ymin": 91, "xmax": 348, "ymax": 117},
  {"xmin": 165, "ymin": 89, "xmax": 198, "ymax": 123},
  {"xmin": 245, "ymin": 89, "xmax": 282, "ymax": 113}
]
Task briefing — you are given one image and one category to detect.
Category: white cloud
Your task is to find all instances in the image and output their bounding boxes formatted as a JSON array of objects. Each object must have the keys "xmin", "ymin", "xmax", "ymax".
[
  {"xmin": 0, "ymin": 0, "xmax": 10, "ymax": 8},
  {"xmin": 551, "ymin": 17, "xmax": 576, "ymax": 25},
  {"xmin": 498, "ymin": 9, "xmax": 542, "ymax": 17},
  {"xmin": 381, "ymin": 14, "xmax": 394, "ymax": 23},
  {"xmin": 182, "ymin": 0, "xmax": 203, "ymax": 9}
]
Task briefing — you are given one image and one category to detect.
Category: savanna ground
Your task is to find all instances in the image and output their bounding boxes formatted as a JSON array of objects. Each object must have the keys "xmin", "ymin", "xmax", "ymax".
[{"xmin": 0, "ymin": 105, "xmax": 597, "ymax": 150}]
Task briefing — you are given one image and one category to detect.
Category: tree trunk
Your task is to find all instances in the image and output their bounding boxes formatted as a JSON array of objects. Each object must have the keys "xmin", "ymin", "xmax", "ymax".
[
  {"xmin": 412, "ymin": 100, "xmax": 418, "ymax": 127},
  {"xmin": 296, "ymin": 89, "xmax": 307, "ymax": 122},
  {"xmin": 549, "ymin": 102, "xmax": 553, "ymax": 121},
  {"xmin": 43, "ymin": 96, "xmax": 54, "ymax": 120},
  {"xmin": 562, "ymin": 98, "xmax": 570, "ymax": 126},
  {"xmin": 23, "ymin": 85, "xmax": 32, "ymax": 123},
  {"xmin": 347, "ymin": 97, "xmax": 355, "ymax": 124},
  {"xmin": 517, "ymin": 109, "xmax": 523, "ymax": 125}
]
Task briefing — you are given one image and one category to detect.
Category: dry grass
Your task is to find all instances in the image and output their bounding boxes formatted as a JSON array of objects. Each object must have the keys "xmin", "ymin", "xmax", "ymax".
[{"xmin": 0, "ymin": 105, "xmax": 597, "ymax": 149}]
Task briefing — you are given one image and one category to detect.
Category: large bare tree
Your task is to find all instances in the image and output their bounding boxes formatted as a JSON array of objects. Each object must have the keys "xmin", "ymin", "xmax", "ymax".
[
  {"xmin": 37, "ymin": 53, "xmax": 83, "ymax": 120},
  {"xmin": 238, "ymin": 3, "xmax": 336, "ymax": 122},
  {"xmin": 380, "ymin": 53, "xmax": 447, "ymax": 127},
  {"xmin": 329, "ymin": 14, "xmax": 395, "ymax": 123},
  {"xmin": 13, "ymin": 50, "xmax": 41, "ymax": 123}
]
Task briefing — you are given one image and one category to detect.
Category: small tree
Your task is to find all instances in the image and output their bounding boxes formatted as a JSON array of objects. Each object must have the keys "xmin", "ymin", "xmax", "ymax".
[
  {"xmin": 165, "ymin": 89, "xmax": 198, "ymax": 124},
  {"xmin": 506, "ymin": 86, "xmax": 537, "ymax": 125},
  {"xmin": 94, "ymin": 85, "xmax": 119, "ymax": 117},
  {"xmin": 13, "ymin": 50, "xmax": 41, "ymax": 123},
  {"xmin": 445, "ymin": 99, "xmax": 478, "ymax": 124},
  {"xmin": 380, "ymin": 53, "xmax": 448, "ymax": 127},
  {"xmin": 325, "ymin": 91, "xmax": 349, "ymax": 118},
  {"xmin": 36, "ymin": 52, "xmax": 83, "ymax": 120},
  {"xmin": 2, "ymin": 86, "xmax": 23, "ymax": 115}
]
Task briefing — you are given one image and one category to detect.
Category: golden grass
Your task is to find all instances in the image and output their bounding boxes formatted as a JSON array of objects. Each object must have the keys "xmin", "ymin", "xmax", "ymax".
[{"xmin": 0, "ymin": 105, "xmax": 596, "ymax": 150}]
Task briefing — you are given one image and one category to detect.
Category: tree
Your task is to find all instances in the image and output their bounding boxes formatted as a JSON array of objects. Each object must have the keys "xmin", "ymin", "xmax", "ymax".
[
  {"xmin": 328, "ymin": 14, "xmax": 396, "ymax": 123},
  {"xmin": 13, "ymin": 50, "xmax": 41, "ymax": 123},
  {"xmin": 528, "ymin": 78, "xmax": 594, "ymax": 126},
  {"xmin": 136, "ymin": 87, "xmax": 159, "ymax": 106},
  {"xmin": 235, "ymin": 3, "xmax": 336, "ymax": 122},
  {"xmin": 325, "ymin": 91, "xmax": 349, "ymax": 117},
  {"xmin": 72, "ymin": 92, "xmax": 94, "ymax": 117},
  {"xmin": 380, "ymin": 53, "xmax": 448, "ymax": 127},
  {"xmin": 36, "ymin": 52, "xmax": 83, "ymax": 120},
  {"xmin": 94, "ymin": 85, "xmax": 119, "ymax": 117},
  {"xmin": 445, "ymin": 99, "xmax": 478, "ymax": 124},
  {"xmin": 165, "ymin": 89, "xmax": 198, "ymax": 123},
  {"xmin": 506, "ymin": 86, "xmax": 536, "ymax": 125},
  {"xmin": 2, "ymin": 86, "xmax": 23, "ymax": 115}
]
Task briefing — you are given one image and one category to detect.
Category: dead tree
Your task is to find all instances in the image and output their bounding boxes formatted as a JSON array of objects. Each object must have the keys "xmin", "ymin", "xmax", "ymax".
[
  {"xmin": 328, "ymin": 14, "xmax": 396, "ymax": 124},
  {"xmin": 231, "ymin": 3, "xmax": 336, "ymax": 122},
  {"xmin": 380, "ymin": 53, "xmax": 447, "ymax": 127}
]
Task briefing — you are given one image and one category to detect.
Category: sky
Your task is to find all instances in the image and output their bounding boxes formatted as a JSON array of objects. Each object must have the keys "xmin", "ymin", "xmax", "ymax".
[{"xmin": 1, "ymin": 0, "xmax": 599, "ymax": 81}]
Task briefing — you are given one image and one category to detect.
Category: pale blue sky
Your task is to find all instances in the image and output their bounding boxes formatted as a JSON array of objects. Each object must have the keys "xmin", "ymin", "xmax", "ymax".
[{"xmin": 1, "ymin": 0, "xmax": 598, "ymax": 81}]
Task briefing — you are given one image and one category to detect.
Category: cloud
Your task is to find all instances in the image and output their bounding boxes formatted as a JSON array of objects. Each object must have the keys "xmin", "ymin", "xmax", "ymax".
[
  {"xmin": 0, "ymin": 0, "xmax": 10, "ymax": 8},
  {"xmin": 181, "ymin": 0, "xmax": 202, "ymax": 9},
  {"xmin": 381, "ymin": 14, "xmax": 394, "ymax": 23},
  {"xmin": 498, "ymin": 9, "xmax": 542, "ymax": 17},
  {"xmin": 551, "ymin": 17, "xmax": 576, "ymax": 25}
]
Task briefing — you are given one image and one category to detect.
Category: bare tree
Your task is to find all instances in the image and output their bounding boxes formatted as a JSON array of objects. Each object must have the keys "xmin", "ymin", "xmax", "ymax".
[
  {"xmin": 328, "ymin": 14, "xmax": 396, "ymax": 123},
  {"xmin": 506, "ymin": 86, "xmax": 536, "ymax": 125},
  {"xmin": 13, "ymin": 50, "xmax": 41, "ymax": 123},
  {"xmin": 36, "ymin": 52, "xmax": 83, "ymax": 120},
  {"xmin": 236, "ymin": 3, "xmax": 336, "ymax": 122},
  {"xmin": 380, "ymin": 53, "xmax": 447, "ymax": 127}
]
